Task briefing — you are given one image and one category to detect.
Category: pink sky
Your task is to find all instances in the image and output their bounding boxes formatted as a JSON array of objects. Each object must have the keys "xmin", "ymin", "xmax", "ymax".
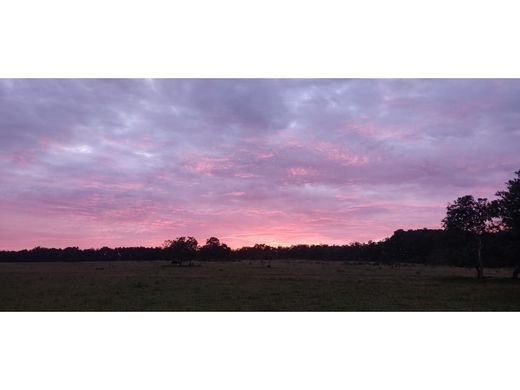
[{"xmin": 1, "ymin": 79, "xmax": 519, "ymax": 249}]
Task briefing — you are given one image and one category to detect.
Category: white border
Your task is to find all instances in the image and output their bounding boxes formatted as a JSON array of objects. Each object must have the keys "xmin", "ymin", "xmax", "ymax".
[
  {"xmin": 1, "ymin": 313, "xmax": 519, "ymax": 390},
  {"xmin": 1, "ymin": 0, "xmax": 519, "ymax": 77}
]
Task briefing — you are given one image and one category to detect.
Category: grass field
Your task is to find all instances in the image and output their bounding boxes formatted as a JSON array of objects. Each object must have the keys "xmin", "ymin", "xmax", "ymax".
[{"xmin": 0, "ymin": 260, "xmax": 519, "ymax": 311}]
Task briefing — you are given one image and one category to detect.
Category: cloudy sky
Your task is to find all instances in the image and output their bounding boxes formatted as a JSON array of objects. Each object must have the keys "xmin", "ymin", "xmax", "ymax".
[{"xmin": 1, "ymin": 79, "xmax": 519, "ymax": 249}]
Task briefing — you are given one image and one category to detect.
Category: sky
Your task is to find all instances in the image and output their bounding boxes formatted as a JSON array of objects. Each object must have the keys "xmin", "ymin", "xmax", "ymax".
[{"xmin": 1, "ymin": 79, "xmax": 519, "ymax": 250}]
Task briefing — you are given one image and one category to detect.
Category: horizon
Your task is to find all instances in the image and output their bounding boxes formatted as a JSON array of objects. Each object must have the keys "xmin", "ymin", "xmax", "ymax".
[
  {"xmin": 1, "ymin": 79, "xmax": 519, "ymax": 250},
  {"xmin": 0, "ymin": 226, "xmax": 441, "ymax": 252}
]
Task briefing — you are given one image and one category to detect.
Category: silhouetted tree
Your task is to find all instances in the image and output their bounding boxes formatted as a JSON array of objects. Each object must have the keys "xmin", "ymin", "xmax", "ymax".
[
  {"xmin": 199, "ymin": 237, "xmax": 232, "ymax": 261},
  {"xmin": 442, "ymin": 195, "xmax": 493, "ymax": 278},
  {"xmin": 495, "ymin": 170, "xmax": 520, "ymax": 278},
  {"xmin": 163, "ymin": 237, "xmax": 198, "ymax": 266}
]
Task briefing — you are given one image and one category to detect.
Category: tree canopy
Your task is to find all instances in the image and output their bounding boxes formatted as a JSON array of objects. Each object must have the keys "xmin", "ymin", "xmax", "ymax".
[
  {"xmin": 495, "ymin": 170, "xmax": 520, "ymax": 231},
  {"xmin": 442, "ymin": 195, "xmax": 493, "ymax": 235}
]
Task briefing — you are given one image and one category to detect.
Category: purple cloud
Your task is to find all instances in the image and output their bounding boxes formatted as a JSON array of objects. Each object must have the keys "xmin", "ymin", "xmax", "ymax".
[{"xmin": 1, "ymin": 79, "xmax": 519, "ymax": 249}]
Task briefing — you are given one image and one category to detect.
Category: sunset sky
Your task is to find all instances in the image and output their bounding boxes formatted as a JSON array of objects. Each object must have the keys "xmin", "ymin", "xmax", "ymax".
[{"xmin": 1, "ymin": 79, "xmax": 519, "ymax": 249}]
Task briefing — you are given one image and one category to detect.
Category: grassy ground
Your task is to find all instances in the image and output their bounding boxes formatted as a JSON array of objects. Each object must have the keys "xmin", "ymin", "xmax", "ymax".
[{"xmin": 0, "ymin": 260, "xmax": 519, "ymax": 311}]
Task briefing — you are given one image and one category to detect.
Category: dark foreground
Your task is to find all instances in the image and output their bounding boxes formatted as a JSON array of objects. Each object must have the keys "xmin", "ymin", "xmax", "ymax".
[{"xmin": 1, "ymin": 260, "xmax": 519, "ymax": 311}]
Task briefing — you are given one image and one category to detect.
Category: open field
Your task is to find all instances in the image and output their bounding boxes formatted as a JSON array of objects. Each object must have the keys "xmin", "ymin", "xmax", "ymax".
[{"xmin": 0, "ymin": 260, "xmax": 519, "ymax": 311}]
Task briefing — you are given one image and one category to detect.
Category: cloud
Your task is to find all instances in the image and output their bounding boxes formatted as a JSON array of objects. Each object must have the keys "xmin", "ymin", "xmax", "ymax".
[{"xmin": 0, "ymin": 79, "xmax": 519, "ymax": 249}]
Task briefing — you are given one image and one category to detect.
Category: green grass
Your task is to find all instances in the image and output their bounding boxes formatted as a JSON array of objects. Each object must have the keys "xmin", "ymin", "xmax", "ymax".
[{"xmin": 0, "ymin": 260, "xmax": 519, "ymax": 311}]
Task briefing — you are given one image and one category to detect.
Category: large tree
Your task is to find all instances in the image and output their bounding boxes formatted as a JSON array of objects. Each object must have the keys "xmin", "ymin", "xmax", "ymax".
[
  {"xmin": 442, "ymin": 195, "xmax": 493, "ymax": 278},
  {"xmin": 495, "ymin": 170, "xmax": 520, "ymax": 278},
  {"xmin": 163, "ymin": 237, "xmax": 199, "ymax": 266},
  {"xmin": 199, "ymin": 237, "xmax": 232, "ymax": 261}
]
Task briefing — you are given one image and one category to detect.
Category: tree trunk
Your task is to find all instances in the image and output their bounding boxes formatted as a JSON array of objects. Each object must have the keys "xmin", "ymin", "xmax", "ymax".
[
  {"xmin": 513, "ymin": 265, "xmax": 520, "ymax": 279},
  {"xmin": 476, "ymin": 235, "xmax": 484, "ymax": 279}
]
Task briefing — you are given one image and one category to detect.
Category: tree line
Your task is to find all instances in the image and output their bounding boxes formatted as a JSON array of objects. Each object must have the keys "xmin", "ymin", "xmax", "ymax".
[{"xmin": 1, "ymin": 171, "xmax": 518, "ymax": 278}]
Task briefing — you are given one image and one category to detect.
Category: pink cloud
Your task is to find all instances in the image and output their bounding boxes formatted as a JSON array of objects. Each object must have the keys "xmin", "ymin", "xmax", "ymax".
[
  {"xmin": 187, "ymin": 157, "xmax": 232, "ymax": 175},
  {"xmin": 288, "ymin": 167, "xmax": 316, "ymax": 177},
  {"xmin": 315, "ymin": 142, "xmax": 368, "ymax": 166},
  {"xmin": 0, "ymin": 79, "xmax": 519, "ymax": 250},
  {"xmin": 12, "ymin": 153, "xmax": 30, "ymax": 166}
]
